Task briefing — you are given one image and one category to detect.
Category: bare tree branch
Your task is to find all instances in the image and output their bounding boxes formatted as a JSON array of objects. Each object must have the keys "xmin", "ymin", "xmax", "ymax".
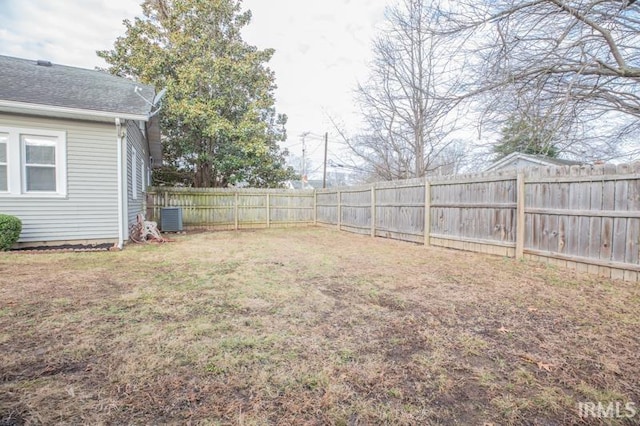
[
  {"xmin": 432, "ymin": 0, "xmax": 640, "ymax": 161},
  {"xmin": 346, "ymin": 0, "xmax": 469, "ymax": 180}
]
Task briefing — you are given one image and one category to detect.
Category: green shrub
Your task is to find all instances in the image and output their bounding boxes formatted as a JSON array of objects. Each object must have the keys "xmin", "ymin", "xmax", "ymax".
[{"xmin": 0, "ymin": 214, "xmax": 22, "ymax": 251}]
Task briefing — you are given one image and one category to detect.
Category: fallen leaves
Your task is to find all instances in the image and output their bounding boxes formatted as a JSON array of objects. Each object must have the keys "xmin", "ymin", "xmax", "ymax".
[
  {"xmin": 537, "ymin": 361, "xmax": 555, "ymax": 372},
  {"xmin": 497, "ymin": 326, "xmax": 512, "ymax": 334},
  {"xmin": 518, "ymin": 353, "xmax": 556, "ymax": 372}
]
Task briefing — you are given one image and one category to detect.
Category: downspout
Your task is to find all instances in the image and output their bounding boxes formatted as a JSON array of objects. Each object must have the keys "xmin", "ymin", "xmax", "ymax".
[{"xmin": 115, "ymin": 118, "xmax": 125, "ymax": 249}]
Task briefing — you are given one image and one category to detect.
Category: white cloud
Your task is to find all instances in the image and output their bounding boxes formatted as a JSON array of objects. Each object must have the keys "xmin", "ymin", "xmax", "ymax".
[{"xmin": 0, "ymin": 0, "xmax": 140, "ymax": 68}]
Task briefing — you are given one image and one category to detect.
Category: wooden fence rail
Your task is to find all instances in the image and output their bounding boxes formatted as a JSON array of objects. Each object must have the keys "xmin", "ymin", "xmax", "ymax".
[
  {"xmin": 146, "ymin": 187, "xmax": 315, "ymax": 230},
  {"xmin": 147, "ymin": 161, "xmax": 640, "ymax": 281}
]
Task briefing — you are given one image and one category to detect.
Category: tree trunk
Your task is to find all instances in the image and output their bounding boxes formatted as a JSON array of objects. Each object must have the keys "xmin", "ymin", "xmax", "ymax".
[
  {"xmin": 194, "ymin": 160, "xmax": 212, "ymax": 187},
  {"xmin": 415, "ymin": 125, "xmax": 424, "ymax": 177}
]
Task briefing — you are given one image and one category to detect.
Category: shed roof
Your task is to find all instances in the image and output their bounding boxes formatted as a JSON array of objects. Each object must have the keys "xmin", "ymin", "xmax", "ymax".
[
  {"xmin": 0, "ymin": 55, "xmax": 156, "ymax": 120},
  {"xmin": 485, "ymin": 152, "xmax": 582, "ymax": 172}
]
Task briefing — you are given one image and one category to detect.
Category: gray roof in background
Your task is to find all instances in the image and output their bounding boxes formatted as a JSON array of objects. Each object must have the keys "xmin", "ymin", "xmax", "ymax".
[
  {"xmin": 0, "ymin": 55, "xmax": 156, "ymax": 118},
  {"xmin": 485, "ymin": 152, "xmax": 583, "ymax": 172},
  {"xmin": 522, "ymin": 154, "xmax": 582, "ymax": 167}
]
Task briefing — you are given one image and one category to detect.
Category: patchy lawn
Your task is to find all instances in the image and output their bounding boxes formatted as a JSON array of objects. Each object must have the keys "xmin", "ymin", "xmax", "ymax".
[{"xmin": 1, "ymin": 228, "xmax": 639, "ymax": 425}]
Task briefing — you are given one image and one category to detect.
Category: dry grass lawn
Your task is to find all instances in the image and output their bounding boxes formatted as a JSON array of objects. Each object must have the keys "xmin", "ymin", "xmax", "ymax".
[{"xmin": 1, "ymin": 227, "xmax": 639, "ymax": 425}]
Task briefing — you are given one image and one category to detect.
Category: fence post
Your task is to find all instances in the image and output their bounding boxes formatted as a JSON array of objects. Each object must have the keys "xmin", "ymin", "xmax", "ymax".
[
  {"xmin": 337, "ymin": 190, "xmax": 342, "ymax": 231},
  {"xmin": 313, "ymin": 190, "xmax": 317, "ymax": 226},
  {"xmin": 516, "ymin": 173, "xmax": 525, "ymax": 259},
  {"xmin": 146, "ymin": 192, "xmax": 152, "ymax": 221},
  {"xmin": 370, "ymin": 184, "xmax": 376, "ymax": 238},
  {"xmin": 234, "ymin": 191, "xmax": 239, "ymax": 231},
  {"xmin": 424, "ymin": 181, "xmax": 431, "ymax": 246},
  {"xmin": 266, "ymin": 192, "xmax": 270, "ymax": 228}
]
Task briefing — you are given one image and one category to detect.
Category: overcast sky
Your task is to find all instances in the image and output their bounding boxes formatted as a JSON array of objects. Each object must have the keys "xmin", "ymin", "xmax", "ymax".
[{"xmin": 0, "ymin": 0, "xmax": 388, "ymax": 176}]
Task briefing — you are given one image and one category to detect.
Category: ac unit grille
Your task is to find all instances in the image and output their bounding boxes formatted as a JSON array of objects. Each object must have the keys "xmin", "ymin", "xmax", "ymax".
[{"xmin": 160, "ymin": 207, "xmax": 183, "ymax": 232}]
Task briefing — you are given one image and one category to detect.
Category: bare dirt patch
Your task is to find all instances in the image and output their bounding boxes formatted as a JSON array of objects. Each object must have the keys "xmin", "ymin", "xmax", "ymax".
[{"xmin": 1, "ymin": 227, "xmax": 639, "ymax": 424}]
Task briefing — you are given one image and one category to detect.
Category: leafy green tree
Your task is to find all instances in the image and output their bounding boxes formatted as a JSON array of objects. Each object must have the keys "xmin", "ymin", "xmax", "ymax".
[
  {"xmin": 493, "ymin": 115, "xmax": 559, "ymax": 160},
  {"xmin": 98, "ymin": 0, "xmax": 296, "ymax": 187}
]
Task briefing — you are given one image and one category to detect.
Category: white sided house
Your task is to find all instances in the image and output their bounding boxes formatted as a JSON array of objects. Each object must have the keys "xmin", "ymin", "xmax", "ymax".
[{"xmin": 0, "ymin": 55, "xmax": 163, "ymax": 248}]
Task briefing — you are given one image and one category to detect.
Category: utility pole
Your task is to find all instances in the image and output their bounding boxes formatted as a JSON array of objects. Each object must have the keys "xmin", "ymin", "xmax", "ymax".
[
  {"xmin": 322, "ymin": 132, "xmax": 328, "ymax": 189},
  {"xmin": 300, "ymin": 131, "xmax": 310, "ymax": 186}
]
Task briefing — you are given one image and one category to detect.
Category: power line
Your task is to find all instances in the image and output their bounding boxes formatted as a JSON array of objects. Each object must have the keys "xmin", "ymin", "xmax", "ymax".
[
  {"xmin": 307, "ymin": 162, "xmax": 324, "ymax": 175},
  {"xmin": 323, "ymin": 132, "xmax": 328, "ymax": 189},
  {"xmin": 327, "ymin": 147, "xmax": 344, "ymax": 160},
  {"xmin": 306, "ymin": 142, "xmax": 324, "ymax": 157},
  {"xmin": 305, "ymin": 132, "xmax": 326, "ymax": 139},
  {"xmin": 300, "ymin": 131, "xmax": 310, "ymax": 178}
]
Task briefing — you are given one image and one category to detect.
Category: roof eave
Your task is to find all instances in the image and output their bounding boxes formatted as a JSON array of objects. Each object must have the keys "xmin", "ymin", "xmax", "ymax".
[
  {"xmin": 485, "ymin": 152, "xmax": 520, "ymax": 171},
  {"xmin": 0, "ymin": 99, "xmax": 150, "ymax": 122},
  {"xmin": 486, "ymin": 152, "xmax": 567, "ymax": 171}
]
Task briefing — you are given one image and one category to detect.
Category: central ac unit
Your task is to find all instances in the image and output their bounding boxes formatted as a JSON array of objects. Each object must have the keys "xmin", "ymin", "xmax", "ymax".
[{"xmin": 160, "ymin": 207, "xmax": 183, "ymax": 232}]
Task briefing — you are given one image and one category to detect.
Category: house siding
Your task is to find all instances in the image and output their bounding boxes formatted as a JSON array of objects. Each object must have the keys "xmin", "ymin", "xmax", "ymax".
[
  {"xmin": 0, "ymin": 113, "xmax": 119, "ymax": 243},
  {"xmin": 126, "ymin": 120, "xmax": 149, "ymax": 227}
]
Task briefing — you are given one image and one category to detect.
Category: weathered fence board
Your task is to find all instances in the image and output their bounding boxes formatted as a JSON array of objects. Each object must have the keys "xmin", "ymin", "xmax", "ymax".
[
  {"xmin": 430, "ymin": 173, "xmax": 517, "ymax": 254},
  {"xmin": 340, "ymin": 186, "xmax": 372, "ymax": 235},
  {"xmin": 316, "ymin": 191, "xmax": 338, "ymax": 225},
  {"xmin": 147, "ymin": 187, "xmax": 314, "ymax": 230},
  {"xmin": 520, "ymin": 163, "xmax": 640, "ymax": 279}
]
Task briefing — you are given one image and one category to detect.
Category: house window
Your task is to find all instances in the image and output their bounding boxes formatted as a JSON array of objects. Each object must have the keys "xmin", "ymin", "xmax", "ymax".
[
  {"xmin": 0, "ymin": 134, "xmax": 7, "ymax": 192},
  {"xmin": 0, "ymin": 127, "xmax": 66, "ymax": 196},
  {"xmin": 22, "ymin": 136, "xmax": 57, "ymax": 192}
]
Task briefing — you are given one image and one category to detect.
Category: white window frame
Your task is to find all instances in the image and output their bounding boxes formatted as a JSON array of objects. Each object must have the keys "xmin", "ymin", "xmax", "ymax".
[
  {"xmin": 22, "ymin": 135, "xmax": 58, "ymax": 193},
  {"xmin": 0, "ymin": 126, "xmax": 67, "ymax": 197},
  {"xmin": 132, "ymin": 147, "xmax": 138, "ymax": 200},
  {"xmin": 0, "ymin": 134, "xmax": 7, "ymax": 192}
]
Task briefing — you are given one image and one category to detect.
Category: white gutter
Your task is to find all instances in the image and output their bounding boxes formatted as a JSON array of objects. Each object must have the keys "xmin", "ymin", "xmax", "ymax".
[
  {"xmin": 115, "ymin": 118, "xmax": 125, "ymax": 249},
  {"xmin": 0, "ymin": 99, "xmax": 149, "ymax": 122}
]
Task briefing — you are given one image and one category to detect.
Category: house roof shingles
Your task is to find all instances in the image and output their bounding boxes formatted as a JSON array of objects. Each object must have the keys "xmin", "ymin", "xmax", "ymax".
[{"xmin": 0, "ymin": 55, "xmax": 155, "ymax": 118}]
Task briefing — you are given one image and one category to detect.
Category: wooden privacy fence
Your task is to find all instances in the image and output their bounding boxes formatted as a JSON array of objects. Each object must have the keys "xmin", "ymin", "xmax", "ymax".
[
  {"xmin": 146, "ymin": 187, "xmax": 315, "ymax": 230},
  {"xmin": 147, "ymin": 162, "xmax": 640, "ymax": 281},
  {"xmin": 316, "ymin": 162, "xmax": 640, "ymax": 282}
]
